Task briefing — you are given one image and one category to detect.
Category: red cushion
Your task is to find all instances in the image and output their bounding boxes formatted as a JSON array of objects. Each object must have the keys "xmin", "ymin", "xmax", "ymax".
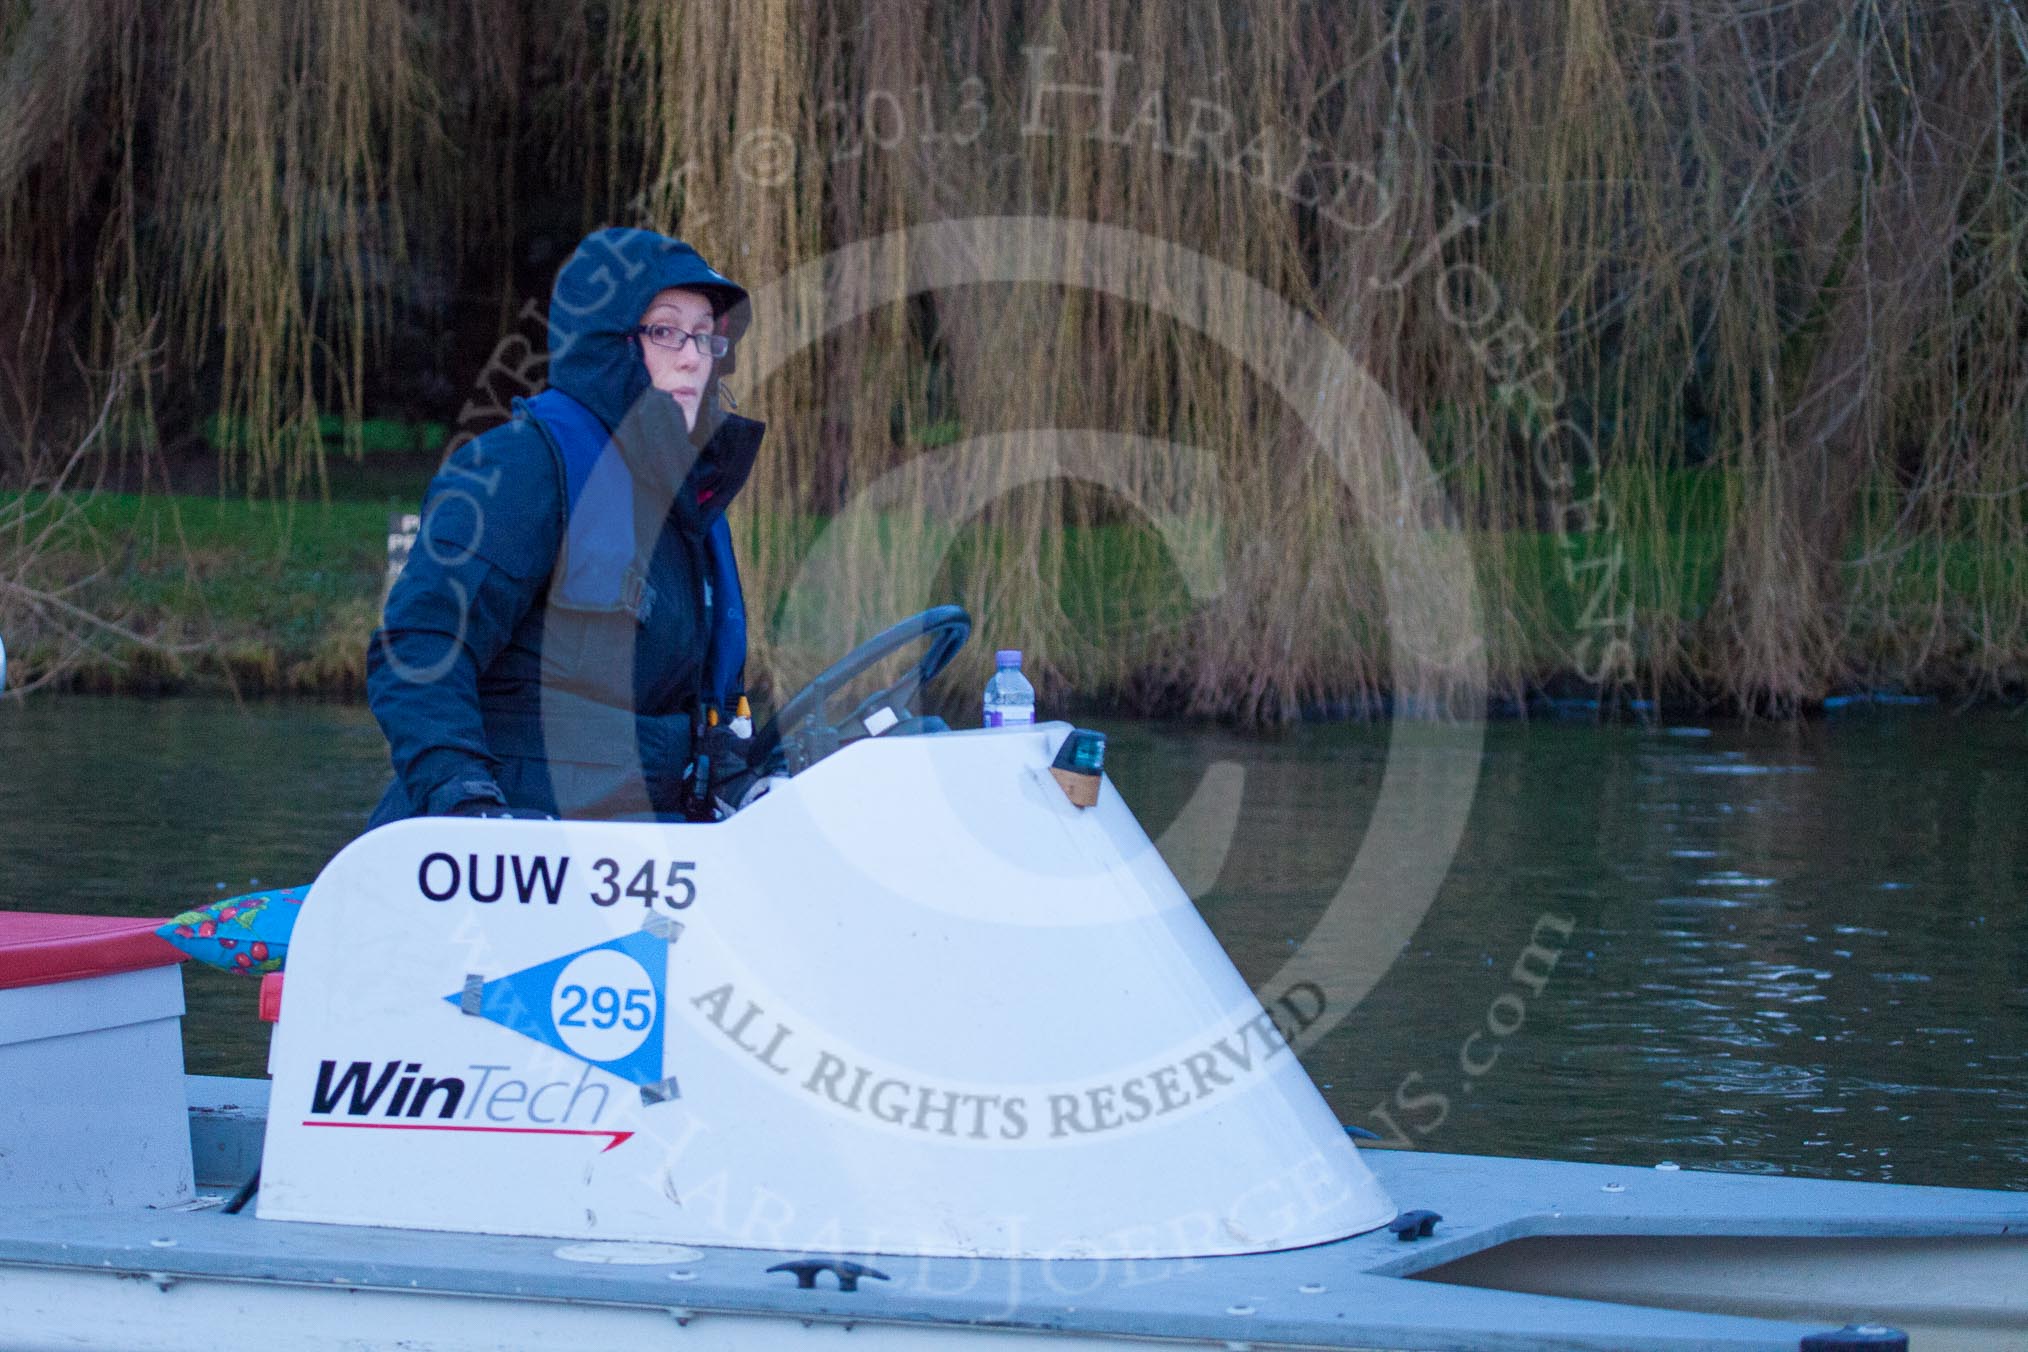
[{"xmin": 0, "ymin": 912, "xmax": 189, "ymax": 991}]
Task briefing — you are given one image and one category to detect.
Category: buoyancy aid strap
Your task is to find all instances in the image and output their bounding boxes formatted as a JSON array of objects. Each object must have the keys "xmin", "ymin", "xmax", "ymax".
[
  {"xmin": 521, "ymin": 388, "xmax": 653, "ymax": 621},
  {"xmin": 517, "ymin": 386, "xmax": 749, "ymax": 707},
  {"xmin": 703, "ymin": 513, "xmax": 745, "ymax": 709}
]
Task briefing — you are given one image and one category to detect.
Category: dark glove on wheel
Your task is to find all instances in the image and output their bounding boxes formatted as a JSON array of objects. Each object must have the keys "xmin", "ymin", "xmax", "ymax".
[
  {"xmin": 688, "ymin": 724, "xmax": 757, "ymax": 819},
  {"xmin": 448, "ymin": 799, "xmax": 556, "ymax": 821}
]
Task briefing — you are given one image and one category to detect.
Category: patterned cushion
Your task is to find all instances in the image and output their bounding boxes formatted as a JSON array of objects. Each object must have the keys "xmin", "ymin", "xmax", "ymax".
[{"xmin": 157, "ymin": 885, "xmax": 308, "ymax": 975}]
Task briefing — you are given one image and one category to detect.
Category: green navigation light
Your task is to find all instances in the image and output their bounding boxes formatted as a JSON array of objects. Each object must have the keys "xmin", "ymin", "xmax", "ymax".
[{"xmin": 1053, "ymin": 730, "xmax": 1107, "ymax": 775}]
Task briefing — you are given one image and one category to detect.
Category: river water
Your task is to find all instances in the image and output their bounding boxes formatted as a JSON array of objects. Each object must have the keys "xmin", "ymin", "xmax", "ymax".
[{"xmin": 2, "ymin": 695, "xmax": 2022, "ymax": 1191}]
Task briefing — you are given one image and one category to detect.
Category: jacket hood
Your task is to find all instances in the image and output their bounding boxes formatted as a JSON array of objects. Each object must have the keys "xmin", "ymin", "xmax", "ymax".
[{"xmin": 546, "ymin": 228, "xmax": 750, "ymax": 436}]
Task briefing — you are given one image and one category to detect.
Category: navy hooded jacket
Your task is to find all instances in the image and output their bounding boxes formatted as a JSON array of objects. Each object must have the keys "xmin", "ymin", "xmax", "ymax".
[{"xmin": 365, "ymin": 229, "xmax": 764, "ymax": 824}]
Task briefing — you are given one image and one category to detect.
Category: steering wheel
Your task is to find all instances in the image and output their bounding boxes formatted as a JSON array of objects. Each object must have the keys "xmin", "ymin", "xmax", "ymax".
[{"xmin": 750, "ymin": 605, "xmax": 971, "ymax": 775}]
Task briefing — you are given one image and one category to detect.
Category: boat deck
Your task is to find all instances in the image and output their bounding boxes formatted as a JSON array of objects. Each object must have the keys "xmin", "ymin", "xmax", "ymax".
[{"xmin": 0, "ymin": 1077, "xmax": 2021, "ymax": 1351}]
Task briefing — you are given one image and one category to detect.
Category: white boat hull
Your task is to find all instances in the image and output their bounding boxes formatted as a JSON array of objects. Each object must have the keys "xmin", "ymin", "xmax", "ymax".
[{"xmin": 2, "ymin": 1077, "xmax": 2023, "ymax": 1351}]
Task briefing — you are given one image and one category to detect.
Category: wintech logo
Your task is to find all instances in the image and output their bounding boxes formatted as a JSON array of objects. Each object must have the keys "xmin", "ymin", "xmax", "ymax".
[
  {"xmin": 312, "ymin": 1057, "xmax": 465, "ymax": 1118},
  {"xmin": 301, "ymin": 1058, "xmax": 633, "ymax": 1152}
]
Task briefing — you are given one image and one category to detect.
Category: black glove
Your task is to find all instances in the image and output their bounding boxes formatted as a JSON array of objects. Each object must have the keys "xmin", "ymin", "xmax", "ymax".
[
  {"xmin": 687, "ymin": 724, "xmax": 756, "ymax": 819},
  {"xmin": 448, "ymin": 799, "xmax": 556, "ymax": 821}
]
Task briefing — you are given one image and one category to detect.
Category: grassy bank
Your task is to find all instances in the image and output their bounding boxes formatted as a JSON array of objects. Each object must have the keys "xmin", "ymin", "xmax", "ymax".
[
  {"xmin": 2, "ymin": 485, "xmax": 2019, "ymax": 717},
  {"xmin": 1, "ymin": 493, "xmax": 388, "ymax": 698}
]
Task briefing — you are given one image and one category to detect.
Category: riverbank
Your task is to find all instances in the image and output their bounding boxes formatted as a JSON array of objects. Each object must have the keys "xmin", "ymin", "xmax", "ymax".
[
  {"xmin": 1, "ymin": 493, "xmax": 385, "ymax": 699},
  {"xmin": 0, "ymin": 489, "xmax": 2018, "ymax": 718}
]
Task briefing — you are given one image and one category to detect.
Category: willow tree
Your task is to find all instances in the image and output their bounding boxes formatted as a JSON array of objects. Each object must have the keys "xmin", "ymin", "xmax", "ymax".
[{"xmin": 2, "ymin": 0, "xmax": 2024, "ymax": 716}]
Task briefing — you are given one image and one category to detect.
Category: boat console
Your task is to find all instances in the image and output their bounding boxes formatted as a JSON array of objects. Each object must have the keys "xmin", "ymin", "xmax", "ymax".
[{"xmin": 260, "ymin": 723, "xmax": 1394, "ymax": 1257}]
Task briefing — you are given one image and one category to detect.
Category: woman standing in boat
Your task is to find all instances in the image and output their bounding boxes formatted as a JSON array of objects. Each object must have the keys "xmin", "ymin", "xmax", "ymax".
[{"xmin": 365, "ymin": 228, "xmax": 763, "ymax": 824}]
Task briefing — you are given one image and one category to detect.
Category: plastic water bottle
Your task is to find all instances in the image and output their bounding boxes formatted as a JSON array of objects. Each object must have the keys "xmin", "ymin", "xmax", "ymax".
[{"xmin": 982, "ymin": 649, "xmax": 1036, "ymax": 728}]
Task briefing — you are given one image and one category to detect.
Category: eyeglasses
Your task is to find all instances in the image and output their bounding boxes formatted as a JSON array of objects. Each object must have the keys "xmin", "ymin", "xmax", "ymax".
[{"xmin": 636, "ymin": 324, "xmax": 730, "ymax": 358}]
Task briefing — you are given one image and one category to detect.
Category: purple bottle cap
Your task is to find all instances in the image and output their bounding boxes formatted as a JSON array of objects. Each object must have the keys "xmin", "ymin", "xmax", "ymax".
[{"xmin": 995, "ymin": 649, "xmax": 1022, "ymax": 666}]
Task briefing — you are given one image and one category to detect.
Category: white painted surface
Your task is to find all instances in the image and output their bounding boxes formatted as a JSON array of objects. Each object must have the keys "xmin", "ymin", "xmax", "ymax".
[
  {"xmin": 0, "ymin": 962, "xmax": 184, "ymax": 1045},
  {"xmin": 0, "ymin": 967, "xmax": 193, "ymax": 1208},
  {"xmin": 0, "ymin": 1267, "xmax": 1205, "ymax": 1352},
  {"xmin": 1417, "ymin": 1234, "xmax": 2028, "ymax": 1351},
  {"xmin": 260, "ymin": 725, "xmax": 1392, "ymax": 1256}
]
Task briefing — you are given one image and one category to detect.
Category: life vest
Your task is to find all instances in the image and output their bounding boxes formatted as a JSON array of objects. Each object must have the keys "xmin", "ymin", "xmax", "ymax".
[{"xmin": 519, "ymin": 388, "xmax": 746, "ymax": 710}]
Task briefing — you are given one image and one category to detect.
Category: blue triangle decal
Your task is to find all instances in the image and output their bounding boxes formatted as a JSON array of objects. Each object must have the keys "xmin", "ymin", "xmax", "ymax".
[{"xmin": 445, "ymin": 928, "xmax": 670, "ymax": 1088}]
